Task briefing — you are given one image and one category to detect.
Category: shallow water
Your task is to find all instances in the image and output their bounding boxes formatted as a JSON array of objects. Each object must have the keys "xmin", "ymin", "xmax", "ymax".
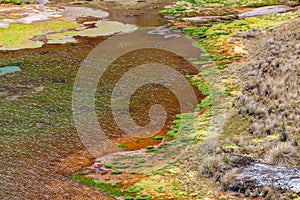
[
  {"xmin": 0, "ymin": 66, "xmax": 21, "ymax": 76},
  {"xmin": 37, "ymin": 0, "xmax": 49, "ymax": 4}
]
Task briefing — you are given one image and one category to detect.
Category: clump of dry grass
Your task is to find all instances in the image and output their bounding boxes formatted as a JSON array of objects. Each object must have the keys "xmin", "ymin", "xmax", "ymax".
[
  {"xmin": 264, "ymin": 142, "xmax": 299, "ymax": 166},
  {"xmin": 200, "ymin": 155, "xmax": 223, "ymax": 178},
  {"xmin": 221, "ymin": 170, "xmax": 238, "ymax": 190}
]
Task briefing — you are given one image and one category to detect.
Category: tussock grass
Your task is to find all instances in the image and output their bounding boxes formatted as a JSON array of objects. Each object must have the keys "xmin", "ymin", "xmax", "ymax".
[{"xmin": 265, "ymin": 142, "xmax": 299, "ymax": 166}]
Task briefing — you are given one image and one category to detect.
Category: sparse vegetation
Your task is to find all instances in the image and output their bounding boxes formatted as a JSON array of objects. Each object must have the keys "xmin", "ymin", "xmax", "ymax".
[{"xmin": 111, "ymin": 169, "xmax": 123, "ymax": 174}]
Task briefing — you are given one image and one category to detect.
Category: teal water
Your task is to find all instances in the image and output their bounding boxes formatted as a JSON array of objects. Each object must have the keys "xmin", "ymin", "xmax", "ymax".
[{"xmin": 0, "ymin": 66, "xmax": 21, "ymax": 76}]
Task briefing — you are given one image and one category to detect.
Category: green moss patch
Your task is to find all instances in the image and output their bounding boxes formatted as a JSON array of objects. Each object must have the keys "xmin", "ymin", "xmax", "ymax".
[
  {"xmin": 71, "ymin": 174, "xmax": 124, "ymax": 196},
  {"xmin": 186, "ymin": 0, "xmax": 282, "ymax": 8},
  {"xmin": 71, "ymin": 174, "xmax": 145, "ymax": 197},
  {"xmin": 0, "ymin": 17, "xmax": 137, "ymax": 50},
  {"xmin": 0, "ymin": 18, "xmax": 78, "ymax": 50}
]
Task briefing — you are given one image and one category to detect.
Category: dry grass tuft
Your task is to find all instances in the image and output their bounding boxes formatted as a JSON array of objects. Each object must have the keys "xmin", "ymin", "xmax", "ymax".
[
  {"xmin": 264, "ymin": 142, "xmax": 299, "ymax": 166},
  {"xmin": 221, "ymin": 170, "xmax": 238, "ymax": 190},
  {"xmin": 200, "ymin": 155, "xmax": 223, "ymax": 178}
]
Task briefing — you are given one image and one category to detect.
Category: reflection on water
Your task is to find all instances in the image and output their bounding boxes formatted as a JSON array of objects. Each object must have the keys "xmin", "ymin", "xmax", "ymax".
[
  {"xmin": 108, "ymin": 7, "xmax": 170, "ymax": 27},
  {"xmin": 96, "ymin": 48, "xmax": 202, "ymax": 149}
]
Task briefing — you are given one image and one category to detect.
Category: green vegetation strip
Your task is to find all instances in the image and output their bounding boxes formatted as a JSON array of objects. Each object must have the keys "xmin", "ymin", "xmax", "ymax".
[
  {"xmin": 71, "ymin": 174, "xmax": 149, "ymax": 198},
  {"xmin": 184, "ymin": 12, "xmax": 296, "ymax": 69},
  {"xmin": 0, "ymin": 0, "xmax": 30, "ymax": 5}
]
